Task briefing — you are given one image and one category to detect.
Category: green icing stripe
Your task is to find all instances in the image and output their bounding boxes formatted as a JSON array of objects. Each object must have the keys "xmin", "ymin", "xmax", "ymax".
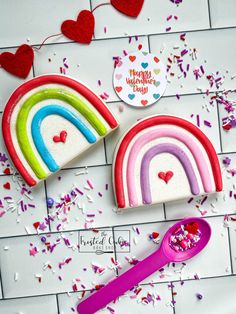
[{"xmin": 16, "ymin": 89, "xmax": 108, "ymax": 180}]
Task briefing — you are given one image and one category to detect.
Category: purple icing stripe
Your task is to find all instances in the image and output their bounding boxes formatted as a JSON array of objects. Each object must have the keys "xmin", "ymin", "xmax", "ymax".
[{"xmin": 140, "ymin": 143, "xmax": 200, "ymax": 204}]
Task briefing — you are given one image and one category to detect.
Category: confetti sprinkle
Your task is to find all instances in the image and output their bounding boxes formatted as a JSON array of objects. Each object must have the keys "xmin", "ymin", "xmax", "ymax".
[{"xmin": 169, "ymin": 223, "xmax": 201, "ymax": 252}]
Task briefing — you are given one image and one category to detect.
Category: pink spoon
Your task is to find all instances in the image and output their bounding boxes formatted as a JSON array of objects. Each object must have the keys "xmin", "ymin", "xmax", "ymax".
[{"xmin": 77, "ymin": 217, "xmax": 211, "ymax": 314}]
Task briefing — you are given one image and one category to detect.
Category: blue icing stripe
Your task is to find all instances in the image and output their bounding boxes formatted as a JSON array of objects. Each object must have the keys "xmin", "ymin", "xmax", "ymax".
[{"xmin": 31, "ymin": 105, "xmax": 97, "ymax": 173}]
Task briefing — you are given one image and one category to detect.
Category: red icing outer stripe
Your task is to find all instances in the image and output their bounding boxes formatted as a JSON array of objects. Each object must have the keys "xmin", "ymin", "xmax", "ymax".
[
  {"xmin": 2, "ymin": 75, "xmax": 118, "ymax": 187},
  {"xmin": 114, "ymin": 115, "xmax": 223, "ymax": 208}
]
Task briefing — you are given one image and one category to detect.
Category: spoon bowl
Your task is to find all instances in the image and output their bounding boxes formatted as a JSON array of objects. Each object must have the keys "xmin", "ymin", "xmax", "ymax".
[{"xmin": 161, "ymin": 217, "xmax": 211, "ymax": 262}]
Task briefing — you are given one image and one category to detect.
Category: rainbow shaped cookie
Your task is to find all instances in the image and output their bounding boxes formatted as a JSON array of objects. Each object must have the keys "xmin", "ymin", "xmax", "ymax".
[
  {"xmin": 2, "ymin": 74, "xmax": 119, "ymax": 186},
  {"xmin": 113, "ymin": 115, "xmax": 222, "ymax": 209}
]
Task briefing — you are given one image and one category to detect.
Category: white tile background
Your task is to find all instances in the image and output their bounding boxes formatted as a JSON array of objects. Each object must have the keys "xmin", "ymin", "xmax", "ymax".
[{"xmin": 0, "ymin": 1, "xmax": 236, "ymax": 313}]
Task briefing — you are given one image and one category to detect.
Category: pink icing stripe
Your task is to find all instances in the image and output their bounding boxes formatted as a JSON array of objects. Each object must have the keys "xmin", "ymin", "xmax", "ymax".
[{"xmin": 126, "ymin": 128, "xmax": 213, "ymax": 207}]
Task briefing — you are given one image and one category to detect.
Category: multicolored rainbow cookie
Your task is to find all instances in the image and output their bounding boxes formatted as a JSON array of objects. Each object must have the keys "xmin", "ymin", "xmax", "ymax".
[
  {"xmin": 113, "ymin": 115, "xmax": 223, "ymax": 209},
  {"xmin": 2, "ymin": 74, "xmax": 119, "ymax": 186}
]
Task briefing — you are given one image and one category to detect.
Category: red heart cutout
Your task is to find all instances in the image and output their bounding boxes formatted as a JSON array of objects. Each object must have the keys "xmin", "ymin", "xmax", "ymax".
[
  {"xmin": 115, "ymin": 86, "xmax": 122, "ymax": 93},
  {"xmin": 61, "ymin": 10, "xmax": 95, "ymax": 44},
  {"xmin": 129, "ymin": 55, "xmax": 136, "ymax": 62},
  {"xmin": 3, "ymin": 182, "xmax": 11, "ymax": 190},
  {"xmin": 53, "ymin": 130, "xmax": 67, "ymax": 143},
  {"xmin": 141, "ymin": 100, "xmax": 148, "ymax": 106},
  {"xmin": 111, "ymin": 0, "xmax": 144, "ymax": 17},
  {"xmin": 0, "ymin": 44, "xmax": 34, "ymax": 79},
  {"xmin": 158, "ymin": 171, "xmax": 174, "ymax": 184}
]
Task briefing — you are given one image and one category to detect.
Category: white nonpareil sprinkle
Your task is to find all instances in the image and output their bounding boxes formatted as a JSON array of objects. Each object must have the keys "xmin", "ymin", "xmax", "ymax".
[{"xmin": 14, "ymin": 272, "xmax": 19, "ymax": 281}]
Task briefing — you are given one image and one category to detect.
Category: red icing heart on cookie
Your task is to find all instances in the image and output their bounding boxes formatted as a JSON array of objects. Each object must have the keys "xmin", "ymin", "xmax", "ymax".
[
  {"xmin": 53, "ymin": 131, "xmax": 67, "ymax": 143},
  {"xmin": 111, "ymin": 0, "xmax": 144, "ymax": 17},
  {"xmin": 61, "ymin": 10, "xmax": 95, "ymax": 44},
  {"xmin": 0, "ymin": 44, "xmax": 34, "ymax": 79},
  {"xmin": 158, "ymin": 171, "xmax": 174, "ymax": 184}
]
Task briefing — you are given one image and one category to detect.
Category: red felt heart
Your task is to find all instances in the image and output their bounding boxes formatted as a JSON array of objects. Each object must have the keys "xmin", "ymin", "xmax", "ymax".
[
  {"xmin": 158, "ymin": 171, "xmax": 174, "ymax": 184},
  {"xmin": 111, "ymin": 0, "xmax": 144, "ymax": 17},
  {"xmin": 61, "ymin": 10, "xmax": 95, "ymax": 44},
  {"xmin": 0, "ymin": 44, "xmax": 34, "ymax": 79},
  {"xmin": 3, "ymin": 182, "xmax": 11, "ymax": 190},
  {"xmin": 53, "ymin": 130, "xmax": 67, "ymax": 143}
]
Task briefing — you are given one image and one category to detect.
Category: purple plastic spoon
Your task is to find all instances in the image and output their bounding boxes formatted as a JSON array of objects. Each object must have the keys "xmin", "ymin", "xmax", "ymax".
[{"xmin": 77, "ymin": 217, "xmax": 211, "ymax": 314}]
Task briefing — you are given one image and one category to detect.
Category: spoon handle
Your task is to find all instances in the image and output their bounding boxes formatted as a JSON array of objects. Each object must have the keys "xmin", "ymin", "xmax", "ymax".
[{"xmin": 77, "ymin": 249, "xmax": 169, "ymax": 314}]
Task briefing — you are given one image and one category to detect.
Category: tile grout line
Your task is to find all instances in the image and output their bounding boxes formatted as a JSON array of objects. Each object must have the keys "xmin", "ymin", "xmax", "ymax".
[
  {"xmin": 163, "ymin": 203, "xmax": 167, "ymax": 220},
  {"xmin": 147, "ymin": 35, "xmax": 151, "ymax": 53},
  {"xmin": 0, "ymin": 212, "xmax": 234, "ymax": 240},
  {"xmin": 0, "ymin": 89, "xmax": 233, "ymax": 112},
  {"xmin": 0, "ymin": 264, "xmax": 5, "ymax": 299},
  {"xmin": 56, "ymin": 293, "xmax": 60, "ymax": 314},
  {"xmin": 2, "ymin": 25, "xmax": 236, "ymax": 51},
  {"xmin": 103, "ymin": 139, "xmax": 108, "ymax": 164},
  {"xmin": 2, "ymin": 272, "xmax": 235, "ymax": 301},
  {"xmin": 170, "ymin": 282, "xmax": 176, "ymax": 314},
  {"xmin": 207, "ymin": 0, "xmax": 212, "ymax": 28},
  {"xmin": 227, "ymin": 227, "xmax": 234, "ymax": 274}
]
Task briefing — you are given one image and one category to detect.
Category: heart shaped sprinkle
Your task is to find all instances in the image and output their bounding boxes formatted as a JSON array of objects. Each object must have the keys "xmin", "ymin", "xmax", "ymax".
[
  {"xmin": 3, "ymin": 182, "xmax": 11, "ymax": 190},
  {"xmin": 3, "ymin": 168, "xmax": 11, "ymax": 175},
  {"xmin": 158, "ymin": 171, "xmax": 174, "ymax": 184}
]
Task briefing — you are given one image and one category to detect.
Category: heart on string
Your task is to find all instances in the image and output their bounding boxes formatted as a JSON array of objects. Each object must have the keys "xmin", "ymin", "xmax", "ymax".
[
  {"xmin": 61, "ymin": 10, "xmax": 95, "ymax": 44},
  {"xmin": 111, "ymin": 0, "xmax": 144, "ymax": 17},
  {"xmin": 53, "ymin": 130, "xmax": 67, "ymax": 143},
  {"xmin": 158, "ymin": 171, "xmax": 174, "ymax": 184},
  {"xmin": 0, "ymin": 44, "xmax": 34, "ymax": 79}
]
